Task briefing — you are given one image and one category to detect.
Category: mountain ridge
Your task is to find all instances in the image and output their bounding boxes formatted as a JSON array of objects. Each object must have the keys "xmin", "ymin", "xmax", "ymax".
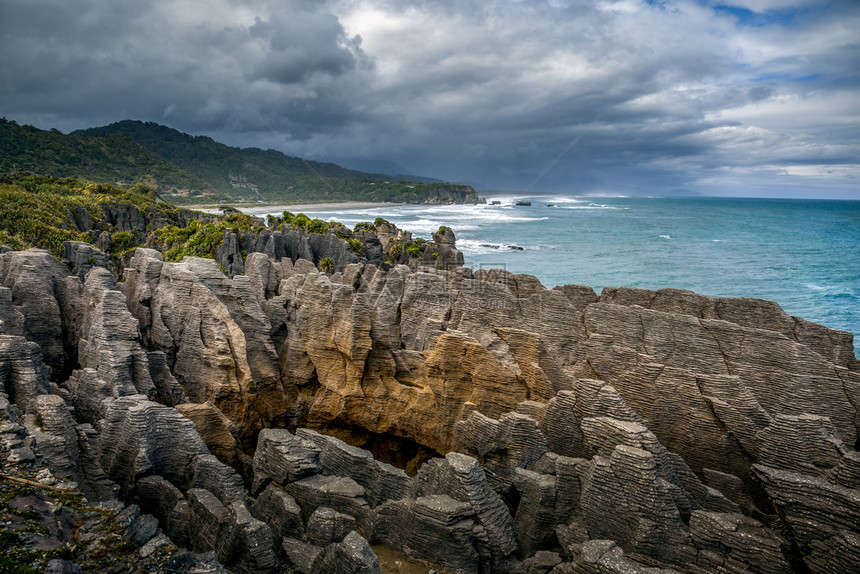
[{"xmin": 0, "ymin": 117, "xmax": 480, "ymax": 205}]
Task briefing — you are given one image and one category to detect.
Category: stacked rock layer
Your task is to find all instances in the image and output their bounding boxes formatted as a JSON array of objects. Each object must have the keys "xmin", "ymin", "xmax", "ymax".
[{"xmin": 0, "ymin": 237, "xmax": 858, "ymax": 573}]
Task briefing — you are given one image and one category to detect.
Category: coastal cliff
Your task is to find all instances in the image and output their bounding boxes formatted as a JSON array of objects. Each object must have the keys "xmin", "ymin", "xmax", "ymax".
[{"xmin": 0, "ymin": 234, "xmax": 858, "ymax": 573}]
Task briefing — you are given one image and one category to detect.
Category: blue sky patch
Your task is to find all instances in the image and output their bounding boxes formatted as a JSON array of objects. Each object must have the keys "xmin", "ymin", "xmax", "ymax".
[{"xmin": 713, "ymin": 4, "xmax": 804, "ymax": 27}]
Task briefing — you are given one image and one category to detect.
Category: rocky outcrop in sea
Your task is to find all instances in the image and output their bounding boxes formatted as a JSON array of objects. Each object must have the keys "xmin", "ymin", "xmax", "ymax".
[{"xmin": 0, "ymin": 225, "xmax": 858, "ymax": 573}]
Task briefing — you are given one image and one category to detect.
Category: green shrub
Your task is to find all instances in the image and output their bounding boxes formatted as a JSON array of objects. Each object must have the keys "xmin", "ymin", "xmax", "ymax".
[
  {"xmin": 306, "ymin": 218, "xmax": 329, "ymax": 234},
  {"xmin": 374, "ymin": 217, "xmax": 389, "ymax": 226},
  {"xmin": 347, "ymin": 238, "xmax": 363, "ymax": 255},
  {"xmin": 151, "ymin": 211, "xmax": 263, "ymax": 262},
  {"xmin": 354, "ymin": 222, "xmax": 375, "ymax": 233},
  {"xmin": 407, "ymin": 244, "xmax": 422, "ymax": 257},
  {"xmin": 0, "ymin": 230, "xmax": 27, "ymax": 251},
  {"xmin": 292, "ymin": 213, "xmax": 311, "ymax": 229},
  {"xmin": 110, "ymin": 231, "xmax": 136, "ymax": 255},
  {"xmin": 318, "ymin": 257, "xmax": 334, "ymax": 273}
]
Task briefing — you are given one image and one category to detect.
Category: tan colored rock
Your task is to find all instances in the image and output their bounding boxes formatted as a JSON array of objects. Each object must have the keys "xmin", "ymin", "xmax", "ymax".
[
  {"xmin": 176, "ymin": 401, "xmax": 241, "ymax": 469},
  {"xmin": 122, "ymin": 252, "xmax": 288, "ymax": 448}
]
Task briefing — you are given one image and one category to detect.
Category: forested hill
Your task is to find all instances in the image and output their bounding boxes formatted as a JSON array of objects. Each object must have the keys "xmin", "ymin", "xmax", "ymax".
[
  {"xmin": 76, "ymin": 120, "xmax": 480, "ymax": 204},
  {"xmin": 0, "ymin": 118, "xmax": 480, "ymax": 204},
  {"xmin": 0, "ymin": 118, "xmax": 210, "ymax": 193}
]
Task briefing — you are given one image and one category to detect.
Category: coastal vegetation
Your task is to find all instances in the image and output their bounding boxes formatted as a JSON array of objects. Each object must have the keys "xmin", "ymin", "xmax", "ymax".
[
  {"xmin": 0, "ymin": 174, "xmax": 175, "ymax": 258},
  {"xmin": 150, "ymin": 213, "xmax": 264, "ymax": 262},
  {"xmin": 0, "ymin": 173, "xmax": 441, "ymax": 276}
]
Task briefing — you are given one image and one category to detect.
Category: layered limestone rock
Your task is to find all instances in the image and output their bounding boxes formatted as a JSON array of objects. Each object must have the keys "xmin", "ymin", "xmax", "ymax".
[
  {"xmin": 0, "ymin": 335, "xmax": 51, "ymax": 413},
  {"xmin": 1, "ymin": 240, "xmax": 858, "ymax": 573},
  {"xmin": 0, "ymin": 249, "xmax": 82, "ymax": 379},
  {"xmin": 77, "ymin": 268, "xmax": 156, "ymax": 399},
  {"xmin": 456, "ymin": 387, "xmax": 791, "ymax": 573},
  {"xmin": 0, "ymin": 286, "xmax": 25, "ymax": 335},
  {"xmin": 753, "ymin": 463, "xmax": 860, "ymax": 574},
  {"xmin": 121, "ymin": 251, "xmax": 289, "ymax": 450},
  {"xmin": 118, "ymin": 245, "xmax": 860, "ymax": 481}
]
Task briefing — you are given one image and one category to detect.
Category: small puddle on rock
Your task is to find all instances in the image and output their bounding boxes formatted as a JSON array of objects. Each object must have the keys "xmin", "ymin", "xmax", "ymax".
[{"xmin": 373, "ymin": 544, "xmax": 439, "ymax": 574}]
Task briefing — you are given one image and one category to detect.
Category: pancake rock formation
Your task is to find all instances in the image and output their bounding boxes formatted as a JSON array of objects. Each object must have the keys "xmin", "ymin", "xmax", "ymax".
[{"xmin": 0, "ymin": 235, "xmax": 858, "ymax": 573}]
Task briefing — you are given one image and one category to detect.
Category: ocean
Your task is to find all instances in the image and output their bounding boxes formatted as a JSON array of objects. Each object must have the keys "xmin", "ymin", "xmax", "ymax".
[{"xmin": 247, "ymin": 195, "xmax": 860, "ymax": 357}]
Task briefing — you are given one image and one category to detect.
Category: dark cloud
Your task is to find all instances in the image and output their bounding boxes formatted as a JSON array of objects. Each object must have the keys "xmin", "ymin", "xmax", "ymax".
[{"xmin": 1, "ymin": 0, "xmax": 858, "ymax": 197}]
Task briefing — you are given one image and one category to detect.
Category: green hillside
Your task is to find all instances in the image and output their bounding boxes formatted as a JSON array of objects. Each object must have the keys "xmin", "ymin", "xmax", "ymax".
[
  {"xmin": 74, "ymin": 120, "xmax": 480, "ymax": 205},
  {"xmin": 0, "ymin": 119, "xmax": 211, "ymax": 194},
  {"xmin": 0, "ymin": 118, "xmax": 479, "ymax": 205}
]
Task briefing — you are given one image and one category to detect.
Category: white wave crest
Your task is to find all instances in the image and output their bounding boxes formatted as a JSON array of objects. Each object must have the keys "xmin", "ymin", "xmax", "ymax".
[{"xmin": 457, "ymin": 239, "xmax": 529, "ymax": 254}]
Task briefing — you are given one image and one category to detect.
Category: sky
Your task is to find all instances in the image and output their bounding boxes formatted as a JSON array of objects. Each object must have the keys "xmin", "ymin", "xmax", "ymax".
[{"xmin": 1, "ymin": 0, "xmax": 859, "ymax": 198}]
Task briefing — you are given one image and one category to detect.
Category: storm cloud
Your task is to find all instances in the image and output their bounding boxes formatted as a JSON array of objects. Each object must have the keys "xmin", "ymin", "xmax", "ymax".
[{"xmin": 2, "ymin": 0, "xmax": 858, "ymax": 197}]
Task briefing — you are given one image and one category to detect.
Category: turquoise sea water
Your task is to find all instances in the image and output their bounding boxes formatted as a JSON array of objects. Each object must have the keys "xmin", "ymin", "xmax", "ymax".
[{"xmin": 249, "ymin": 195, "xmax": 860, "ymax": 357}]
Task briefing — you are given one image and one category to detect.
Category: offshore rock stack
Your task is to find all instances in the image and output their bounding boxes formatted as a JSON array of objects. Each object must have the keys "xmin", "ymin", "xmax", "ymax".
[{"xmin": 0, "ymin": 230, "xmax": 858, "ymax": 573}]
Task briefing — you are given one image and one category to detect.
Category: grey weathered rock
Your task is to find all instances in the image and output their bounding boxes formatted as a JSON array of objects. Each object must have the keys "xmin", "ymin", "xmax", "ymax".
[
  {"xmin": 309, "ymin": 530, "xmax": 381, "ymax": 574},
  {"xmin": 306, "ymin": 506, "xmax": 356, "ymax": 546},
  {"xmin": 186, "ymin": 489, "xmax": 232, "ymax": 557},
  {"xmin": 702, "ymin": 467, "xmax": 761, "ymax": 517},
  {"xmin": 63, "ymin": 368, "xmax": 111, "ymax": 425},
  {"xmin": 147, "ymin": 350, "xmax": 188, "ymax": 407},
  {"xmin": 78, "ymin": 268, "xmax": 156, "ymax": 399},
  {"xmin": 600, "ymin": 286, "xmax": 858, "ymax": 369},
  {"xmin": 97, "ymin": 395, "xmax": 209, "ymax": 499},
  {"xmin": 541, "ymin": 391, "xmax": 586, "ymax": 458},
  {"xmin": 252, "ymin": 428, "xmax": 322, "ymax": 493},
  {"xmin": 552, "ymin": 539, "xmax": 682, "ymax": 573},
  {"xmin": 185, "ymin": 489, "xmax": 279, "ymax": 573},
  {"xmin": 753, "ymin": 463, "xmax": 860, "ymax": 572},
  {"xmin": 0, "ymin": 335, "xmax": 51, "ymax": 413},
  {"xmin": 44, "ymin": 559, "xmax": 84, "ymax": 574},
  {"xmin": 284, "ymin": 474, "xmax": 371, "ymax": 530},
  {"xmin": 580, "ymin": 445, "xmax": 696, "ymax": 568},
  {"xmin": 190, "ymin": 454, "xmax": 249, "ymax": 507},
  {"xmin": 297, "ymin": 428, "xmax": 412, "ymax": 507},
  {"xmin": 512, "ymin": 468, "xmax": 557, "ymax": 557},
  {"xmin": 688, "ymin": 510, "xmax": 791, "ymax": 574},
  {"xmin": 0, "ymin": 286, "xmax": 25, "ymax": 336},
  {"xmin": 176, "ymin": 402, "xmax": 241, "ymax": 470},
  {"xmin": 803, "ymin": 530, "xmax": 860, "ymax": 574},
  {"xmin": 756, "ymin": 414, "xmax": 848, "ymax": 477},
  {"xmin": 833, "ymin": 450, "xmax": 860, "ymax": 490},
  {"xmin": 163, "ymin": 549, "xmax": 230, "ymax": 573},
  {"xmin": 581, "ymin": 301, "xmax": 858, "ymax": 479},
  {"xmin": 372, "ymin": 495, "xmax": 482, "ymax": 574},
  {"xmin": 282, "ymin": 538, "xmax": 323, "ymax": 574},
  {"xmin": 250, "ymin": 484, "xmax": 304, "ymax": 549},
  {"xmin": 0, "ymin": 249, "xmax": 80, "ymax": 379},
  {"xmin": 522, "ymin": 551, "xmax": 563, "ymax": 574},
  {"xmin": 228, "ymin": 501, "xmax": 279, "ymax": 574},
  {"xmin": 29, "ymin": 394, "xmax": 88, "ymax": 492},
  {"xmin": 126, "ymin": 513, "xmax": 160, "ymax": 547},
  {"xmin": 4, "ymin": 222, "xmax": 860, "ymax": 573},
  {"xmin": 63, "ymin": 241, "xmax": 108, "ymax": 280},
  {"xmin": 135, "ymin": 475, "xmax": 186, "ymax": 533},
  {"xmin": 121, "ymin": 251, "xmax": 287, "ymax": 447},
  {"xmin": 414, "ymin": 452, "xmax": 519, "ymax": 566}
]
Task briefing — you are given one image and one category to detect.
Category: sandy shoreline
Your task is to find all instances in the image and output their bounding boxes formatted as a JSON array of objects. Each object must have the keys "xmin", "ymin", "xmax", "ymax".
[{"xmin": 184, "ymin": 201, "xmax": 402, "ymax": 214}]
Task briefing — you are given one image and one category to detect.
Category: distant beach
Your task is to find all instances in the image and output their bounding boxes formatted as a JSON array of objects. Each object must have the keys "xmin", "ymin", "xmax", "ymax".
[
  {"xmin": 243, "ymin": 201, "xmax": 401, "ymax": 217},
  {"xmin": 185, "ymin": 201, "xmax": 401, "ymax": 215}
]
